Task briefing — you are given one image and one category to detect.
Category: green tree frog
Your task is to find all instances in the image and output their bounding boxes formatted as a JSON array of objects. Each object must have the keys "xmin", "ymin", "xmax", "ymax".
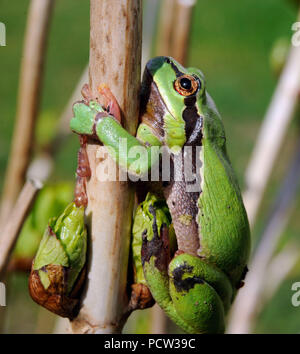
[{"xmin": 70, "ymin": 56, "xmax": 251, "ymax": 333}]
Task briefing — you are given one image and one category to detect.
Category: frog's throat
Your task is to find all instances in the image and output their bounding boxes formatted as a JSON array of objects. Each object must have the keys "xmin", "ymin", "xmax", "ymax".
[{"xmin": 139, "ymin": 67, "xmax": 172, "ymax": 141}]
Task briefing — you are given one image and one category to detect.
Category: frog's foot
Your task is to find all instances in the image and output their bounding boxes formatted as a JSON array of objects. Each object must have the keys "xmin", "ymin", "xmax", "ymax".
[
  {"xmin": 141, "ymin": 205, "xmax": 170, "ymax": 273},
  {"xmin": 81, "ymin": 83, "xmax": 121, "ymax": 124},
  {"xmin": 98, "ymin": 84, "xmax": 122, "ymax": 123},
  {"xmin": 70, "ymin": 99, "xmax": 102, "ymax": 137}
]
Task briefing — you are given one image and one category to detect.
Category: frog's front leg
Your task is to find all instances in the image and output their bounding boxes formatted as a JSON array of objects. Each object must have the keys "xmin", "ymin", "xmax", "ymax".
[
  {"xmin": 70, "ymin": 84, "xmax": 116, "ymax": 138},
  {"xmin": 70, "ymin": 86, "xmax": 162, "ymax": 178}
]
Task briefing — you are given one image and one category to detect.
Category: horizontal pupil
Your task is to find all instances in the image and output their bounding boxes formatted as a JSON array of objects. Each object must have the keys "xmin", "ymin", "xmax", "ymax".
[{"xmin": 180, "ymin": 78, "xmax": 192, "ymax": 90}]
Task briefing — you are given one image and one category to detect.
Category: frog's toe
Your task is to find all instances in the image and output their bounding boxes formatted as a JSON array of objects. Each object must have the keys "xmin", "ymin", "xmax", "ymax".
[
  {"xmin": 70, "ymin": 102, "xmax": 96, "ymax": 136},
  {"xmin": 98, "ymin": 84, "xmax": 122, "ymax": 123}
]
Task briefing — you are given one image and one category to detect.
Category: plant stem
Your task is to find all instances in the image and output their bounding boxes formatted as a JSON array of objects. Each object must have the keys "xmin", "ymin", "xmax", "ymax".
[
  {"xmin": 171, "ymin": 0, "xmax": 196, "ymax": 65},
  {"xmin": 70, "ymin": 0, "xmax": 142, "ymax": 334},
  {"xmin": 243, "ymin": 38, "xmax": 300, "ymax": 227},
  {"xmin": 156, "ymin": 0, "xmax": 176, "ymax": 57},
  {"xmin": 0, "ymin": 0, "xmax": 54, "ymax": 228},
  {"xmin": 0, "ymin": 179, "xmax": 42, "ymax": 280}
]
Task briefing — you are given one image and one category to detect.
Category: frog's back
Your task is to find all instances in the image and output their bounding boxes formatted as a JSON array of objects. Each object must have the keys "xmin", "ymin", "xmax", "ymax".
[{"xmin": 198, "ymin": 93, "xmax": 250, "ymax": 288}]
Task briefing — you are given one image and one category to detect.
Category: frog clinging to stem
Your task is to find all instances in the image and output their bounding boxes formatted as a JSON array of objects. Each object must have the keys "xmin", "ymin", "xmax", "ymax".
[{"xmin": 70, "ymin": 56, "xmax": 251, "ymax": 334}]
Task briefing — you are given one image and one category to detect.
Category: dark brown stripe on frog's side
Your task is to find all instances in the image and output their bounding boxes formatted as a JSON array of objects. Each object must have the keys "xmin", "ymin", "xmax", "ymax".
[
  {"xmin": 164, "ymin": 58, "xmax": 203, "ymax": 144},
  {"xmin": 183, "ymin": 96, "xmax": 203, "ymax": 145},
  {"xmin": 164, "ymin": 57, "xmax": 185, "ymax": 78},
  {"xmin": 140, "ymin": 68, "xmax": 168, "ymax": 139}
]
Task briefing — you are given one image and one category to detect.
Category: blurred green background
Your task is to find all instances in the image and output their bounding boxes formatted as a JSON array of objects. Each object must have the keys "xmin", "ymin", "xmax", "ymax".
[{"xmin": 0, "ymin": 0, "xmax": 300, "ymax": 333}]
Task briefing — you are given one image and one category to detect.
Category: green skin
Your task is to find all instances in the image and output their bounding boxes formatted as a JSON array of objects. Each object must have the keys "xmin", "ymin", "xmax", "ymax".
[
  {"xmin": 34, "ymin": 202, "xmax": 87, "ymax": 294},
  {"xmin": 70, "ymin": 56, "xmax": 251, "ymax": 334}
]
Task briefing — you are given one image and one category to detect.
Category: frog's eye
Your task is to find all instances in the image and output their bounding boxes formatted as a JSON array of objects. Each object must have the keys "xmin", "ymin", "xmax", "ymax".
[{"xmin": 174, "ymin": 74, "xmax": 200, "ymax": 96}]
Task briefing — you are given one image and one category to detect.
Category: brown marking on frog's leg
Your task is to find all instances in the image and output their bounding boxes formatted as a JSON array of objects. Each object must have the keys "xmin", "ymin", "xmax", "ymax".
[
  {"xmin": 98, "ymin": 84, "xmax": 122, "ymax": 123},
  {"xmin": 171, "ymin": 261, "xmax": 204, "ymax": 293},
  {"xmin": 74, "ymin": 135, "xmax": 90, "ymax": 207},
  {"xmin": 141, "ymin": 205, "xmax": 170, "ymax": 273}
]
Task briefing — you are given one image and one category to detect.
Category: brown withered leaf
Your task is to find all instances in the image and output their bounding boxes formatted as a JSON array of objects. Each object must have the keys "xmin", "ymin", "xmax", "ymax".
[
  {"xmin": 29, "ymin": 263, "xmax": 86, "ymax": 319},
  {"xmin": 130, "ymin": 283, "xmax": 154, "ymax": 310}
]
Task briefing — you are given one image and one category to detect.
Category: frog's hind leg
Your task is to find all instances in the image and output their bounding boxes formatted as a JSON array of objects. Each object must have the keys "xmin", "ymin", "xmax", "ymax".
[
  {"xmin": 128, "ymin": 194, "xmax": 167, "ymax": 311},
  {"xmin": 141, "ymin": 218, "xmax": 197, "ymax": 333},
  {"xmin": 167, "ymin": 253, "xmax": 233, "ymax": 333},
  {"xmin": 141, "ymin": 203, "xmax": 231, "ymax": 333}
]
